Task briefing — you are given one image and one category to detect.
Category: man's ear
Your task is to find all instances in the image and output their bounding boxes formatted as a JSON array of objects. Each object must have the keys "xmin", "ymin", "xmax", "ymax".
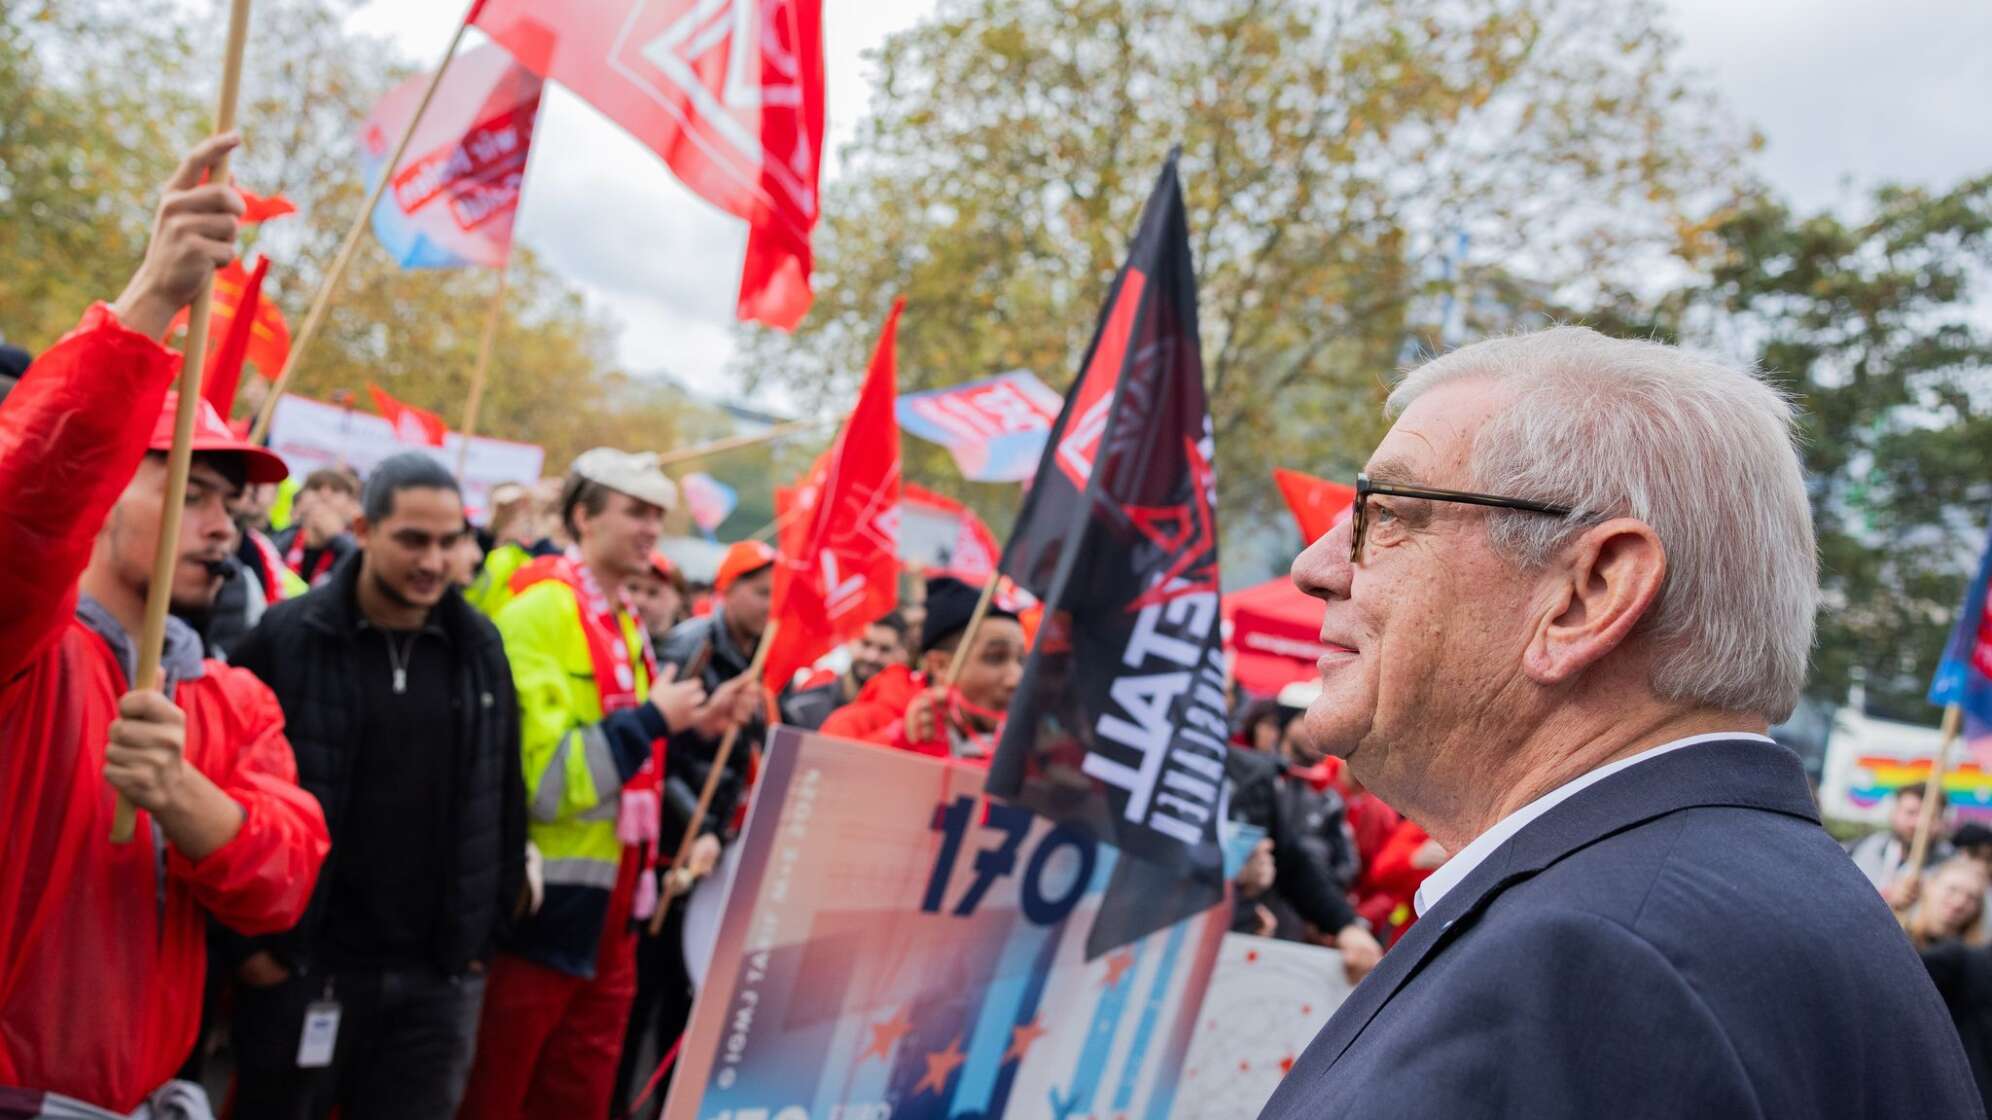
[
  {"xmin": 352, "ymin": 515, "xmax": 372, "ymax": 550},
  {"xmin": 1521, "ymin": 518, "xmax": 1667, "ymax": 686}
]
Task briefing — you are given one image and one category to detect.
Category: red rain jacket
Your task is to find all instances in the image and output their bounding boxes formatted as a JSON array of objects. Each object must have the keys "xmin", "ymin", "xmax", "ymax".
[
  {"xmin": 0, "ymin": 305, "xmax": 329, "ymax": 1111},
  {"xmin": 817, "ymin": 664, "xmax": 994, "ymax": 765}
]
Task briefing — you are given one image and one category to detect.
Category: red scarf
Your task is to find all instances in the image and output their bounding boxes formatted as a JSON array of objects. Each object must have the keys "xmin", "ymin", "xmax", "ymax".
[
  {"xmin": 283, "ymin": 534, "xmax": 337, "ymax": 586},
  {"xmin": 514, "ymin": 550, "xmax": 671, "ymax": 917},
  {"xmin": 248, "ymin": 530, "xmax": 287, "ymax": 604},
  {"xmin": 549, "ymin": 550, "xmax": 655, "ymax": 709}
]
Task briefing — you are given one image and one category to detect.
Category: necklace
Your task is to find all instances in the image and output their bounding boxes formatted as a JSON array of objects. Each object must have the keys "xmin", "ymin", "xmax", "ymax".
[{"xmin": 385, "ymin": 629, "xmax": 418, "ymax": 695}]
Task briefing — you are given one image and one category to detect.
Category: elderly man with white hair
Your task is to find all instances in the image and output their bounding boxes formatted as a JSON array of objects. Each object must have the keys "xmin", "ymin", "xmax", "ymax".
[{"xmin": 1259, "ymin": 328, "xmax": 1981, "ymax": 1118}]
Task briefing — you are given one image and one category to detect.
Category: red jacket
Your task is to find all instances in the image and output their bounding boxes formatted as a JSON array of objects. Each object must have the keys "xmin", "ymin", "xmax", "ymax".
[
  {"xmin": 816, "ymin": 665, "xmax": 995, "ymax": 765},
  {"xmin": 1356, "ymin": 817, "xmax": 1434, "ymax": 947},
  {"xmin": 0, "ymin": 305, "xmax": 329, "ymax": 1111}
]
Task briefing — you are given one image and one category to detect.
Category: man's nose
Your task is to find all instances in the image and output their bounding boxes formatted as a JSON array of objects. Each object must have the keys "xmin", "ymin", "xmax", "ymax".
[{"xmin": 1292, "ymin": 514, "xmax": 1354, "ymax": 600}]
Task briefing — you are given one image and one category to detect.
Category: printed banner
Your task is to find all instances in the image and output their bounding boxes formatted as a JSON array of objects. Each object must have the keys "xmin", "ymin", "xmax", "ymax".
[
  {"xmin": 360, "ymin": 41, "xmax": 542, "ymax": 269},
  {"xmin": 663, "ymin": 727, "xmax": 1229, "ymax": 1120},
  {"xmin": 266, "ymin": 393, "xmax": 544, "ymax": 517},
  {"xmin": 896, "ymin": 370, "xmax": 1066, "ymax": 483},
  {"xmin": 683, "ymin": 471, "xmax": 740, "ymax": 534},
  {"xmin": 901, "ymin": 484, "xmax": 1000, "ymax": 584},
  {"xmin": 1174, "ymin": 934, "xmax": 1350, "ymax": 1119},
  {"xmin": 1819, "ymin": 741, "xmax": 1992, "ymax": 825}
]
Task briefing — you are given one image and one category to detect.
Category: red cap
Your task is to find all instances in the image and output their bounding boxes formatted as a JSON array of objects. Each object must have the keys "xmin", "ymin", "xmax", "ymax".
[
  {"xmin": 714, "ymin": 539, "xmax": 776, "ymax": 593},
  {"xmin": 149, "ymin": 392, "xmax": 290, "ymax": 485},
  {"xmin": 647, "ymin": 550, "xmax": 677, "ymax": 579}
]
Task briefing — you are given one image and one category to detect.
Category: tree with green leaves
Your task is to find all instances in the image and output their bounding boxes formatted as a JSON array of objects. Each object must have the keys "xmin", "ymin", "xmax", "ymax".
[{"xmin": 1591, "ymin": 175, "xmax": 1992, "ymax": 718}]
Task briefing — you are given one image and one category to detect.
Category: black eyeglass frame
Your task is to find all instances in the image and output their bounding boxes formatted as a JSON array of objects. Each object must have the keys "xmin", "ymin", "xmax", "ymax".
[{"xmin": 1351, "ymin": 472, "xmax": 1575, "ymax": 563}]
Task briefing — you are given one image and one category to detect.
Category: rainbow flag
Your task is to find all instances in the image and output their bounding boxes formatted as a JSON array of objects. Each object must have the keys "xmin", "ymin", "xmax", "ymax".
[{"xmin": 1847, "ymin": 754, "xmax": 1992, "ymax": 818}]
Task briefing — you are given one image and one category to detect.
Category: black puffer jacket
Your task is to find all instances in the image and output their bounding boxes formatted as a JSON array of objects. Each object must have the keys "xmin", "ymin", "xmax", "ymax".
[
  {"xmin": 227, "ymin": 554, "xmax": 525, "ymax": 976},
  {"xmin": 654, "ymin": 606, "xmax": 762, "ymax": 849}
]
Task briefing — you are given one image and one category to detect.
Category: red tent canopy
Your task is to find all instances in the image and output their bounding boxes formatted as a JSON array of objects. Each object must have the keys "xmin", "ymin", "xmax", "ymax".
[{"xmin": 1224, "ymin": 576, "xmax": 1332, "ymax": 696}]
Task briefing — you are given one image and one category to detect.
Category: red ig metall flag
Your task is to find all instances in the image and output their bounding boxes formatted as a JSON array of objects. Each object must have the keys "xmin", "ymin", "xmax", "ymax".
[
  {"xmin": 469, "ymin": 0, "xmax": 825, "ymax": 329},
  {"xmin": 763, "ymin": 298, "xmax": 905, "ymax": 690}
]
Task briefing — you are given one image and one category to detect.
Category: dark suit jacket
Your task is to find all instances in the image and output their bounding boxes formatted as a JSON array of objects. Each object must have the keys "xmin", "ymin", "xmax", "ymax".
[{"xmin": 1258, "ymin": 738, "xmax": 1983, "ymax": 1119}]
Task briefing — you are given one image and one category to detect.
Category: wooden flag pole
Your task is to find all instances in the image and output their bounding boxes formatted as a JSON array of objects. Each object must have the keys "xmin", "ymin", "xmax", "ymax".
[
  {"xmin": 655, "ymin": 418, "xmax": 826, "ymax": 468},
  {"xmin": 455, "ymin": 259, "xmax": 510, "ymax": 476},
  {"xmin": 1898, "ymin": 702, "xmax": 1963, "ymax": 917},
  {"xmin": 650, "ymin": 619, "xmax": 780, "ymax": 934},
  {"xmin": 939, "ymin": 576, "xmax": 1000, "ymax": 697},
  {"xmin": 247, "ymin": 6, "xmax": 475, "ymax": 444},
  {"xmin": 115, "ymin": 0, "xmax": 256, "ymax": 844}
]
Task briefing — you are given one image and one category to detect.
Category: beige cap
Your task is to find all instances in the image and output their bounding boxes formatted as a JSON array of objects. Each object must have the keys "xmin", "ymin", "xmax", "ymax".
[{"xmin": 571, "ymin": 447, "xmax": 679, "ymax": 512}]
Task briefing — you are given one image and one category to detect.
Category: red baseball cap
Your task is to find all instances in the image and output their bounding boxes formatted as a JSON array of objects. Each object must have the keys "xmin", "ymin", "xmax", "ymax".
[
  {"xmin": 713, "ymin": 539, "xmax": 776, "ymax": 593},
  {"xmin": 148, "ymin": 392, "xmax": 290, "ymax": 485},
  {"xmin": 646, "ymin": 550, "xmax": 678, "ymax": 579}
]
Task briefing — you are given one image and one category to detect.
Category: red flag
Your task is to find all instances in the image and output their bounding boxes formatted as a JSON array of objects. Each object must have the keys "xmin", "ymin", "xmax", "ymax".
[
  {"xmin": 1273, "ymin": 467, "xmax": 1356, "ymax": 545},
  {"xmin": 763, "ymin": 298, "xmax": 904, "ymax": 689},
  {"xmin": 200, "ymin": 256, "xmax": 270, "ymax": 419},
  {"xmin": 235, "ymin": 186, "xmax": 297, "ymax": 225},
  {"xmin": 470, "ymin": 0, "xmax": 825, "ymax": 329},
  {"xmin": 367, "ymin": 383, "xmax": 450, "ymax": 447},
  {"xmin": 167, "ymin": 257, "xmax": 290, "ymax": 400}
]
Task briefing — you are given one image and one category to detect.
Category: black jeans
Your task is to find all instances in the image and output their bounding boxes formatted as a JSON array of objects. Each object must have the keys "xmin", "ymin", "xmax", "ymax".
[{"xmin": 231, "ymin": 965, "xmax": 485, "ymax": 1120}]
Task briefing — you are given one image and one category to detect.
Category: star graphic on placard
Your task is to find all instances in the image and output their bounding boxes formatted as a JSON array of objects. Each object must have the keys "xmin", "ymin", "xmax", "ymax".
[
  {"xmin": 1100, "ymin": 949, "xmax": 1136, "ymax": 989},
  {"xmin": 912, "ymin": 1036, "xmax": 967, "ymax": 1096},
  {"xmin": 857, "ymin": 1008, "xmax": 914, "ymax": 1064},
  {"xmin": 1001, "ymin": 1019, "xmax": 1050, "ymax": 1064}
]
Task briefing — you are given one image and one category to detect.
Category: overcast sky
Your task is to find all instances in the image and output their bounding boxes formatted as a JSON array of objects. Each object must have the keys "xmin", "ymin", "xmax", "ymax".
[{"xmin": 349, "ymin": 0, "xmax": 1992, "ymax": 405}]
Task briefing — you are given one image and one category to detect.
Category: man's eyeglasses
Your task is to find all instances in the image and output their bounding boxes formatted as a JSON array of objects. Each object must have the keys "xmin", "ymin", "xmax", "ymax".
[{"xmin": 1351, "ymin": 473, "xmax": 1574, "ymax": 563}]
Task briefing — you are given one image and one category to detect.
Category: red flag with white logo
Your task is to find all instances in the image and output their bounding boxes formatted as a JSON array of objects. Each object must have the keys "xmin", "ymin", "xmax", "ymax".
[
  {"xmin": 367, "ymin": 383, "xmax": 450, "ymax": 448},
  {"xmin": 468, "ymin": 0, "xmax": 824, "ymax": 329},
  {"xmin": 763, "ymin": 298, "xmax": 904, "ymax": 688}
]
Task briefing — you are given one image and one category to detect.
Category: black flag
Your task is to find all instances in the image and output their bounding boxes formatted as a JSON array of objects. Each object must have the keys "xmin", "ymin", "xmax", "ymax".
[{"xmin": 989, "ymin": 153, "xmax": 1228, "ymax": 954}]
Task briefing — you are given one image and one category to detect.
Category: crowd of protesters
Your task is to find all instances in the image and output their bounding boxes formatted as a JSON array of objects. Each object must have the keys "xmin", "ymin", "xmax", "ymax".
[{"xmin": 9, "ymin": 133, "xmax": 1992, "ymax": 1120}]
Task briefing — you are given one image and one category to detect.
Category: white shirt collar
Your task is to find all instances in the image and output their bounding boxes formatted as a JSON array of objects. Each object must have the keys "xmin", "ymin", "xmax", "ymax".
[{"xmin": 1412, "ymin": 731, "xmax": 1777, "ymax": 917}]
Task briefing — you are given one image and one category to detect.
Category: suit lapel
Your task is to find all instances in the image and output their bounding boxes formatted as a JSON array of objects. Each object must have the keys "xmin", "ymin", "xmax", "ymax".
[{"xmin": 1303, "ymin": 738, "xmax": 1818, "ymax": 1072}]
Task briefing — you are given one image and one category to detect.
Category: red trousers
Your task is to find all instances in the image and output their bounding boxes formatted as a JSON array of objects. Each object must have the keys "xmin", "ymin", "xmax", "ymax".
[{"xmin": 458, "ymin": 853, "xmax": 639, "ymax": 1120}]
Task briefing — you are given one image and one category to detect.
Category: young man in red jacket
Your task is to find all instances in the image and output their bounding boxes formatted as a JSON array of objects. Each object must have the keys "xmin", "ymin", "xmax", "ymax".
[
  {"xmin": 819, "ymin": 577, "xmax": 1025, "ymax": 763},
  {"xmin": 0, "ymin": 133, "xmax": 330, "ymax": 1117}
]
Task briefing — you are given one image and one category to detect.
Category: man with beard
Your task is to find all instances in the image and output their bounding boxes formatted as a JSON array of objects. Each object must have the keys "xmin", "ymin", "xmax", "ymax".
[
  {"xmin": 0, "ymin": 132, "xmax": 328, "ymax": 1116},
  {"xmin": 821, "ymin": 578, "xmax": 1024, "ymax": 764},
  {"xmin": 224, "ymin": 454, "xmax": 527, "ymax": 1118},
  {"xmin": 778, "ymin": 612, "xmax": 910, "ymax": 731}
]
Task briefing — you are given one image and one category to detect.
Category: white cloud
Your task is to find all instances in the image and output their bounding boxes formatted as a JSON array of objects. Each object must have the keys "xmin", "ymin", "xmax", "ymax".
[{"xmin": 1664, "ymin": 0, "xmax": 1992, "ymax": 211}]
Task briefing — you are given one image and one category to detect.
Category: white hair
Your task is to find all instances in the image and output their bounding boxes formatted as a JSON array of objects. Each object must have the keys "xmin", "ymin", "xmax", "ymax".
[{"xmin": 1388, "ymin": 326, "xmax": 1817, "ymax": 722}]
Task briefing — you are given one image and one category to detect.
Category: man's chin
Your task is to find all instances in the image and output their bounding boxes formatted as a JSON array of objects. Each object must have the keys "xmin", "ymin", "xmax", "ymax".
[
  {"xmin": 1299, "ymin": 708, "xmax": 1363, "ymax": 763},
  {"xmin": 171, "ymin": 579, "xmax": 225, "ymax": 615}
]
